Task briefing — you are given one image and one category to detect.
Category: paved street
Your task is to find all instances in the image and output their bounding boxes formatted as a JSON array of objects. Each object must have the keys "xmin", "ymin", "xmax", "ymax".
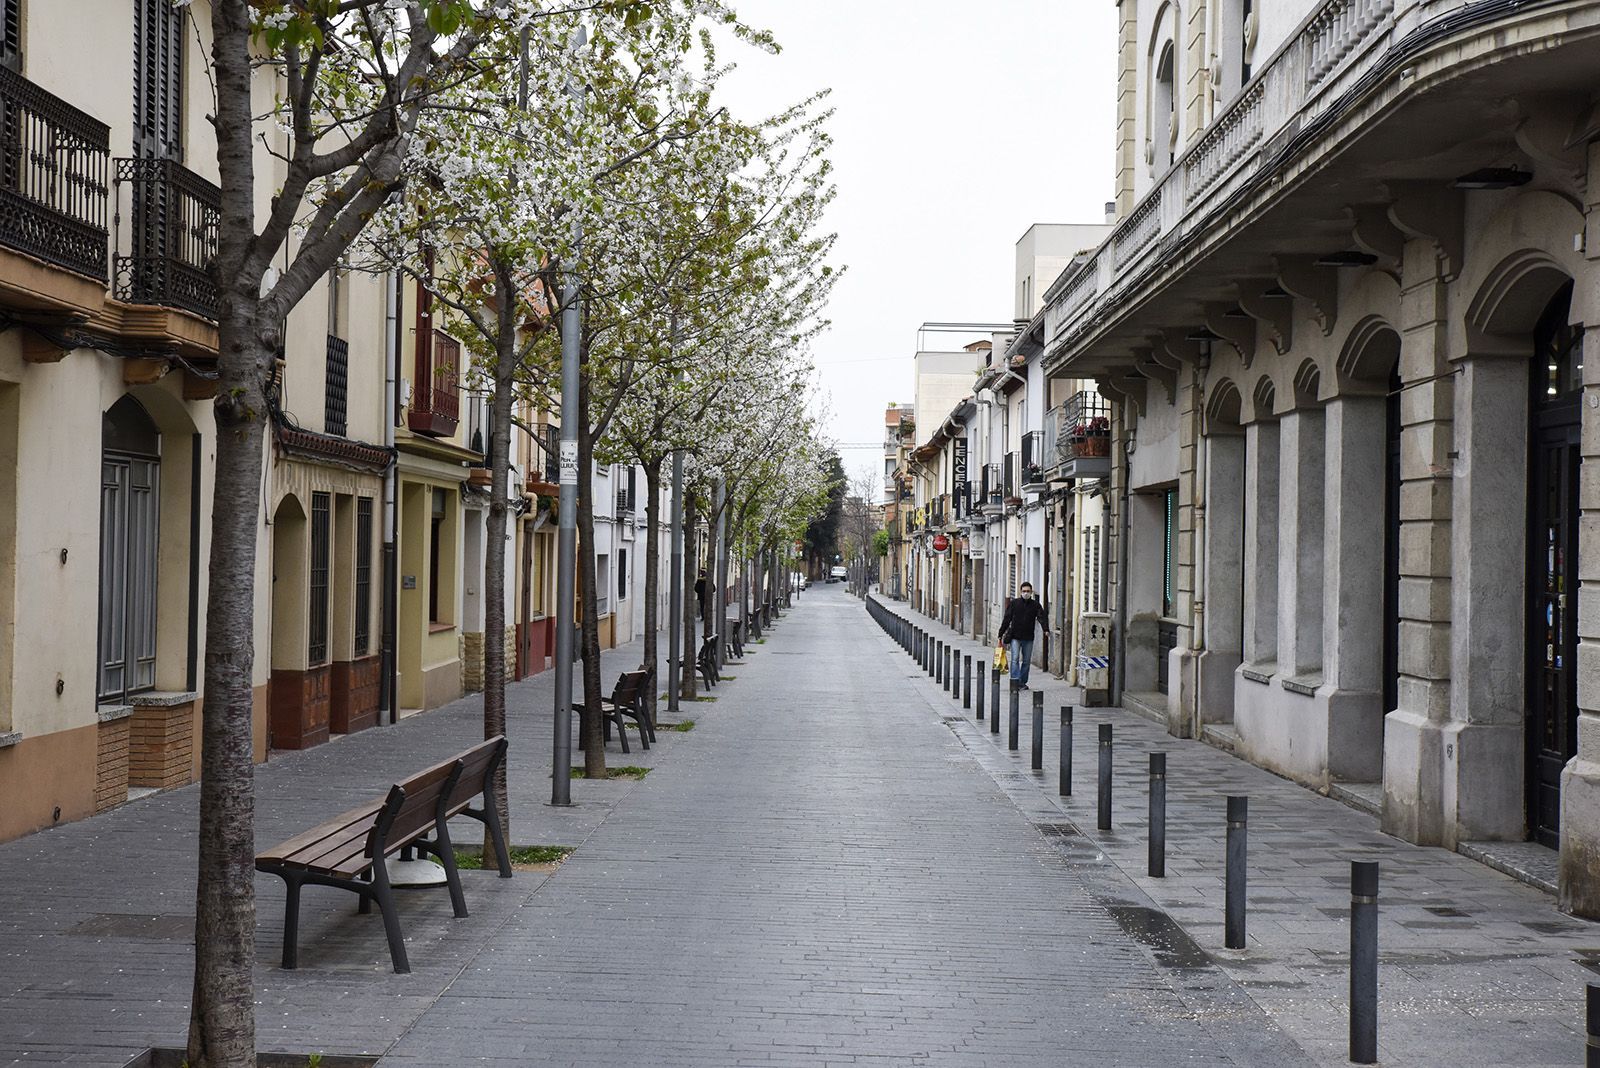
[{"xmin": 1, "ymin": 585, "xmax": 1596, "ymax": 1065}]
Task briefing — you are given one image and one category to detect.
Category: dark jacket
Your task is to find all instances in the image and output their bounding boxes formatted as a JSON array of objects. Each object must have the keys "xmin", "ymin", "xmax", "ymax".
[{"xmin": 999, "ymin": 596, "xmax": 1047, "ymax": 643}]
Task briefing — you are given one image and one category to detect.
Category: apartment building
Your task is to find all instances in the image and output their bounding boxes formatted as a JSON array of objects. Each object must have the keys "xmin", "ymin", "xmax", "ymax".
[
  {"xmin": 1038, "ymin": 0, "xmax": 1600, "ymax": 912},
  {"xmin": 0, "ymin": 1, "xmax": 682, "ymax": 844}
]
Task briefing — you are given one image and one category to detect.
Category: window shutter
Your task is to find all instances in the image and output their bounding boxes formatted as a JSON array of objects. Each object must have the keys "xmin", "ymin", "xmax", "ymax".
[{"xmin": 1, "ymin": 0, "xmax": 21, "ymax": 71}]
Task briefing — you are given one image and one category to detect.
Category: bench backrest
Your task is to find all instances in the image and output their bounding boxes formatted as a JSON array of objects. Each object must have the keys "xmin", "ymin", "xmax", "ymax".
[
  {"xmin": 368, "ymin": 759, "xmax": 462, "ymax": 859},
  {"xmin": 440, "ymin": 736, "xmax": 507, "ymax": 819},
  {"xmin": 610, "ymin": 669, "xmax": 647, "ymax": 709}
]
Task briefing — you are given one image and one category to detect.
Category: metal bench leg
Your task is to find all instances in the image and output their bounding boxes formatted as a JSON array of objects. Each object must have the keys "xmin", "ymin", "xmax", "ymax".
[
  {"xmin": 478, "ymin": 796, "xmax": 514, "ymax": 879},
  {"xmin": 431, "ymin": 825, "xmax": 469, "ymax": 919},
  {"xmin": 370, "ymin": 861, "xmax": 410, "ymax": 974},
  {"xmin": 357, "ymin": 872, "xmax": 372, "ymax": 914},
  {"xmin": 281, "ymin": 873, "xmax": 303, "ymax": 970},
  {"xmin": 615, "ymin": 712, "xmax": 630, "ymax": 754}
]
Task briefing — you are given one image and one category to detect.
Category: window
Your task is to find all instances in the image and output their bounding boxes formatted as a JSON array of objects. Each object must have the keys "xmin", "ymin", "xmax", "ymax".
[
  {"xmin": 308, "ymin": 492, "xmax": 330, "ymax": 664},
  {"xmin": 596, "ymin": 553, "xmax": 610, "ymax": 616},
  {"xmin": 134, "ymin": 0, "xmax": 183, "ymax": 160},
  {"xmin": 1162, "ymin": 488, "xmax": 1178, "ymax": 618},
  {"xmin": 1, "ymin": 0, "xmax": 20, "ymax": 71},
  {"xmin": 429, "ymin": 488, "xmax": 445, "ymax": 624},
  {"xmin": 354, "ymin": 496, "xmax": 373, "ymax": 656},
  {"xmin": 1151, "ymin": 40, "xmax": 1177, "ymax": 174},
  {"xmin": 617, "ymin": 550, "xmax": 627, "ymax": 601},
  {"xmin": 99, "ymin": 397, "xmax": 161, "ymax": 701}
]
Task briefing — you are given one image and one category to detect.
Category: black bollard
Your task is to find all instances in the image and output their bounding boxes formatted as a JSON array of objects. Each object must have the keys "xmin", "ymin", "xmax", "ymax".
[
  {"xmin": 976, "ymin": 660, "xmax": 985, "ymax": 720},
  {"xmin": 929, "ymin": 638, "xmax": 937, "ymax": 679},
  {"xmin": 1148, "ymin": 753, "xmax": 1166, "ymax": 877},
  {"xmin": 1008, "ymin": 685, "xmax": 1020, "ymax": 751},
  {"xmin": 1059, "ymin": 706, "xmax": 1073, "ymax": 796},
  {"xmin": 1031, "ymin": 690, "xmax": 1044, "ymax": 771},
  {"xmin": 946, "ymin": 647, "xmax": 955, "ymax": 696},
  {"xmin": 1225, "ymin": 795, "xmax": 1248, "ymax": 950},
  {"xmin": 990, "ymin": 668, "xmax": 1001, "ymax": 735},
  {"xmin": 1097, "ymin": 724, "xmax": 1112, "ymax": 831},
  {"xmin": 1350, "ymin": 861, "xmax": 1379, "ymax": 1064},
  {"xmin": 963, "ymin": 655, "xmax": 972, "ymax": 708},
  {"xmin": 1588, "ymin": 985, "xmax": 1600, "ymax": 1068}
]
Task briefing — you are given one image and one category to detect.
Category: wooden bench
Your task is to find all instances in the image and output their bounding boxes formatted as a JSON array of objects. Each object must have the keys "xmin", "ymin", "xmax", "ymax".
[
  {"xmin": 255, "ymin": 735, "xmax": 511, "ymax": 974},
  {"xmin": 575, "ymin": 668, "xmax": 654, "ymax": 752},
  {"xmin": 697, "ymin": 637, "xmax": 718, "ymax": 690}
]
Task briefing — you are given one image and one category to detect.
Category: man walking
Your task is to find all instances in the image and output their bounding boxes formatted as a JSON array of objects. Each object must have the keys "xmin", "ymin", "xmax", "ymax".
[{"xmin": 998, "ymin": 582, "xmax": 1047, "ymax": 689}]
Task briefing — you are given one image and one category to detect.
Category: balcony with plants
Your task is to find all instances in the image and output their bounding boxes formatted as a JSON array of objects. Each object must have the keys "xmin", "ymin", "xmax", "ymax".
[
  {"xmin": 1055, "ymin": 391, "xmax": 1112, "ymax": 480},
  {"xmin": 980, "ymin": 463, "xmax": 1004, "ymax": 516}
]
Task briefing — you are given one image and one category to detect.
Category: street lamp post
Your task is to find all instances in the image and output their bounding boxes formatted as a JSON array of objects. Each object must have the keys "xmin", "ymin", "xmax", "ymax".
[{"xmin": 550, "ymin": 23, "xmax": 588, "ymax": 808}]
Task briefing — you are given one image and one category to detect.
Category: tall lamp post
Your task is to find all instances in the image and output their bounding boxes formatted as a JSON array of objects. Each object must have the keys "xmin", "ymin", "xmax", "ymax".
[{"xmin": 550, "ymin": 23, "xmax": 588, "ymax": 808}]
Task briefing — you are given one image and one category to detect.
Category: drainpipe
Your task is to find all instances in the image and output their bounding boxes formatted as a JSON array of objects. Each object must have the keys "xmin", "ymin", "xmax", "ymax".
[{"xmin": 381, "ymin": 268, "xmax": 400, "ymax": 725}]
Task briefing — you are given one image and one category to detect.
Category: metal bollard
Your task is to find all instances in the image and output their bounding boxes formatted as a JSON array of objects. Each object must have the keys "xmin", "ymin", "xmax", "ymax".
[
  {"xmin": 990, "ymin": 668, "xmax": 1001, "ymax": 735},
  {"xmin": 1008, "ymin": 685, "xmax": 1020, "ymax": 751},
  {"xmin": 1031, "ymin": 690, "xmax": 1044, "ymax": 771},
  {"xmin": 1059, "ymin": 706, "xmax": 1073, "ymax": 796},
  {"xmin": 935, "ymin": 640, "xmax": 943, "ymax": 684},
  {"xmin": 963, "ymin": 655, "xmax": 972, "ymax": 709},
  {"xmin": 946, "ymin": 647, "xmax": 955, "ymax": 696},
  {"xmin": 929, "ymin": 638, "xmax": 938, "ymax": 679},
  {"xmin": 1148, "ymin": 753, "xmax": 1166, "ymax": 877},
  {"xmin": 1350, "ymin": 861, "xmax": 1379, "ymax": 1064},
  {"xmin": 1225, "ymin": 795, "xmax": 1248, "ymax": 949},
  {"xmin": 1097, "ymin": 724, "xmax": 1112, "ymax": 831},
  {"xmin": 1588, "ymin": 984, "xmax": 1600, "ymax": 1068},
  {"xmin": 976, "ymin": 661, "xmax": 985, "ymax": 720}
]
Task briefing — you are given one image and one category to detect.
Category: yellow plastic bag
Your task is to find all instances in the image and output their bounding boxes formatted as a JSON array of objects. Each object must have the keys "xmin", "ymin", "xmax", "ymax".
[{"xmin": 993, "ymin": 644, "xmax": 1008, "ymax": 671}]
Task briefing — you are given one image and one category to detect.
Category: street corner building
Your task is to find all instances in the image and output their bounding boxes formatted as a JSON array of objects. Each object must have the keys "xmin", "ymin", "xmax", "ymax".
[
  {"xmin": 0, "ymin": 0, "xmax": 673, "ymax": 845},
  {"xmin": 1045, "ymin": 0, "xmax": 1600, "ymax": 913}
]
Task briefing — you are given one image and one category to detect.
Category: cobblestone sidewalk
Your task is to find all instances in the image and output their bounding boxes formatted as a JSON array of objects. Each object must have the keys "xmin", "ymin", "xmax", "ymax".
[{"xmin": 874, "ymin": 592, "xmax": 1598, "ymax": 1067}]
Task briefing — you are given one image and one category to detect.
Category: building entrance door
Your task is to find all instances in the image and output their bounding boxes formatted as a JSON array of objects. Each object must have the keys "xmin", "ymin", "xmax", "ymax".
[{"xmin": 1527, "ymin": 282, "xmax": 1583, "ymax": 848}]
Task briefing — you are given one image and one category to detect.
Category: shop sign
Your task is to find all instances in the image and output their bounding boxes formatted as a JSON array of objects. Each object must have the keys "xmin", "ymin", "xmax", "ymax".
[{"xmin": 931, "ymin": 533, "xmax": 950, "ymax": 553}]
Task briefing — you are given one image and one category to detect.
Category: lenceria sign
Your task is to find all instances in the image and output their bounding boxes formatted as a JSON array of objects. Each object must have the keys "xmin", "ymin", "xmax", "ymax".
[{"xmin": 931, "ymin": 533, "xmax": 950, "ymax": 554}]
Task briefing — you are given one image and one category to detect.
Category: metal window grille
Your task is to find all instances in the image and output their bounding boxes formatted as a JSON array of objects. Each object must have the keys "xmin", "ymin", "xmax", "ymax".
[
  {"xmin": 324, "ymin": 335, "xmax": 349, "ymax": 437},
  {"xmin": 1, "ymin": 0, "xmax": 19, "ymax": 71},
  {"xmin": 309, "ymin": 492, "xmax": 330, "ymax": 664},
  {"xmin": 617, "ymin": 550, "xmax": 627, "ymax": 602},
  {"xmin": 542, "ymin": 423, "xmax": 559, "ymax": 483},
  {"xmin": 354, "ymin": 496, "xmax": 372, "ymax": 656}
]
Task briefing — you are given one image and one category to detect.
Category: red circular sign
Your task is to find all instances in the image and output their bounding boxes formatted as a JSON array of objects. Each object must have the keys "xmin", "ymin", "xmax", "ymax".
[{"xmin": 932, "ymin": 533, "xmax": 950, "ymax": 553}]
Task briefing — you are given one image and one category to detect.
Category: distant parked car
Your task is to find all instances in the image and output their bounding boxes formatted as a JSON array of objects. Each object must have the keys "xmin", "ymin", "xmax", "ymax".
[
  {"xmin": 791, "ymin": 571, "xmax": 808, "ymax": 591},
  {"xmin": 829, "ymin": 565, "xmax": 848, "ymax": 583}
]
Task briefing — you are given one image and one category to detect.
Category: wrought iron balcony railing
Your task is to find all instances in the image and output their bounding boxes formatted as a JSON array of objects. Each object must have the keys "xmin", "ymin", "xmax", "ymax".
[
  {"xmin": 1055, "ymin": 390, "xmax": 1113, "ymax": 479},
  {"xmin": 616, "ymin": 487, "xmax": 633, "ymax": 515},
  {"xmin": 0, "ymin": 65, "xmax": 110, "ymax": 281},
  {"xmin": 114, "ymin": 156, "xmax": 220, "ymax": 319},
  {"xmin": 1021, "ymin": 431, "xmax": 1047, "ymax": 490}
]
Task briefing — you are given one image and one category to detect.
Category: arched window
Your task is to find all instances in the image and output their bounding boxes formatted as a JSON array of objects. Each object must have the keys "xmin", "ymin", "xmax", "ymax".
[
  {"xmin": 1152, "ymin": 40, "xmax": 1178, "ymax": 174},
  {"xmin": 99, "ymin": 396, "xmax": 161, "ymax": 701}
]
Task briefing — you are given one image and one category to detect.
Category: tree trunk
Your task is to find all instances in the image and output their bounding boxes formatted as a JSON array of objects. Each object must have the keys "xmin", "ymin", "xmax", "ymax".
[
  {"xmin": 577, "ymin": 361, "xmax": 606, "ymax": 777},
  {"xmin": 641, "ymin": 456, "xmax": 663, "ymax": 723},
  {"xmin": 481, "ymin": 273, "xmax": 517, "ymax": 855},
  {"xmin": 679, "ymin": 490, "xmax": 698, "ymax": 700},
  {"xmin": 188, "ymin": 6, "xmax": 262, "ymax": 1064}
]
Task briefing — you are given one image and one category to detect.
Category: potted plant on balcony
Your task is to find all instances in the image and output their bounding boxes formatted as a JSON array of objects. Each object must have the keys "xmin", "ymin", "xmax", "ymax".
[{"xmin": 1070, "ymin": 416, "xmax": 1111, "ymax": 458}]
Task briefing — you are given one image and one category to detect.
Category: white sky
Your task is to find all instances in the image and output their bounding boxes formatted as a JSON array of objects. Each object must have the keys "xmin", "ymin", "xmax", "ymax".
[{"xmin": 716, "ymin": 2, "xmax": 1119, "ymax": 485}]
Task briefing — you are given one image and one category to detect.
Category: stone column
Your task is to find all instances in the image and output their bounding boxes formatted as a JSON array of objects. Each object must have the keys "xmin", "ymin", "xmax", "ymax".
[
  {"xmin": 1317, "ymin": 395, "xmax": 1387, "ymax": 782},
  {"xmin": 1168, "ymin": 366, "xmax": 1201, "ymax": 737},
  {"xmin": 1440, "ymin": 353, "xmax": 1528, "ymax": 844},
  {"xmin": 1383, "ymin": 238, "xmax": 1456, "ymax": 844},
  {"xmin": 1241, "ymin": 420, "xmax": 1280, "ymax": 668},
  {"xmin": 1198, "ymin": 430, "xmax": 1245, "ymax": 725},
  {"xmin": 1277, "ymin": 408, "xmax": 1327, "ymax": 681}
]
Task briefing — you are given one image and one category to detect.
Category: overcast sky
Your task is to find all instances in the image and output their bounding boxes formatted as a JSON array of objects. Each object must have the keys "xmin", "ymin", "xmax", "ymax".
[{"xmin": 717, "ymin": 2, "xmax": 1119, "ymax": 486}]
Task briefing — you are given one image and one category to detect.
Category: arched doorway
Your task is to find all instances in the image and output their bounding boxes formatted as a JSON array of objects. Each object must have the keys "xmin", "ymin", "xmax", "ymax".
[
  {"xmin": 1528, "ymin": 279, "xmax": 1582, "ymax": 847},
  {"xmin": 99, "ymin": 396, "xmax": 161, "ymax": 702}
]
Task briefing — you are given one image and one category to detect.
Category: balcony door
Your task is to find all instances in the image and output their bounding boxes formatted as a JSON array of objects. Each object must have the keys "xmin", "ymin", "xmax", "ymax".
[{"xmin": 99, "ymin": 397, "xmax": 161, "ymax": 702}]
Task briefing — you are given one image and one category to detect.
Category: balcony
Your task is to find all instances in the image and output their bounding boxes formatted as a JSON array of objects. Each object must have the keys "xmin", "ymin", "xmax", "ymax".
[
  {"xmin": 980, "ymin": 463, "xmax": 1004, "ymax": 516},
  {"xmin": 114, "ymin": 156, "xmax": 219, "ymax": 320},
  {"xmin": 1041, "ymin": 0, "xmax": 1439, "ymax": 370},
  {"xmin": 616, "ymin": 487, "xmax": 633, "ymax": 516},
  {"xmin": 1056, "ymin": 390, "xmax": 1112, "ymax": 480},
  {"xmin": 0, "ymin": 65, "xmax": 110, "ymax": 282},
  {"xmin": 1021, "ymin": 431, "xmax": 1048, "ymax": 493},
  {"xmin": 1003, "ymin": 452, "xmax": 1018, "ymax": 503},
  {"xmin": 408, "ymin": 329, "xmax": 460, "ymax": 437}
]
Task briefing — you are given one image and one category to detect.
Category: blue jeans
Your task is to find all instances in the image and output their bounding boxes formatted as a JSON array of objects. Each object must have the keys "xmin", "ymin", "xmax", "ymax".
[{"xmin": 1009, "ymin": 639, "xmax": 1034, "ymax": 685}]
